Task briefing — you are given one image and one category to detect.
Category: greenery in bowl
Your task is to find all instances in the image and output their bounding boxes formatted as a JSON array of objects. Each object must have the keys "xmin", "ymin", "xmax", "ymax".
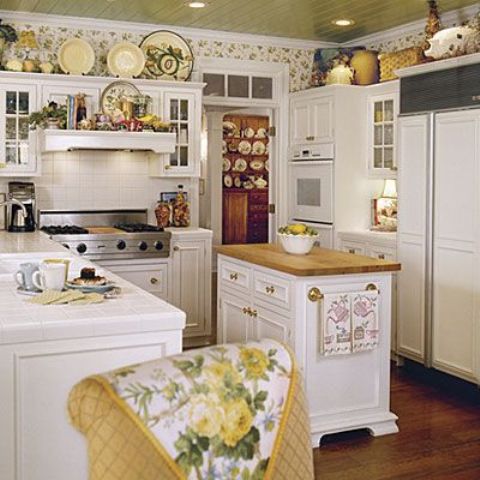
[{"xmin": 29, "ymin": 101, "xmax": 67, "ymax": 130}]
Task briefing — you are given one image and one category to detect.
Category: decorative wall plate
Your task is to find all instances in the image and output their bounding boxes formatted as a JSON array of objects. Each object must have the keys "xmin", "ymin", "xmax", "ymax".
[
  {"xmin": 256, "ymin": 127, "xmax": 267, "ymax": 138},
  {"xmin": 250, "ymin": 159, "xmax": 264, "ymax": 171},
  {"xmin": 58, "ymin": 38, "xmax": 95, "ymax": 75},
  {"xmin": 244, "ymin": 127, "xmax": 255, "ymax": 138},
  {"xmin": 265, "ymin": 160, "xmax": 270, "ymax": 172},
  {"xmin": 252, "ymin": 140, "xmax": 266, "ymax": 155},
  {"xmin": 238, "ymin": 140, "xmax": 252, "ymax": 155},
  {"xmin": 222, "ymin": 157, "xmax": 231, "ymax": 172},
  {"xmin": 234, "ymin": 176, "xmax": 242, "ymax": 188},
  {"xmin": 107, "ymin": 42, "xmax": 145, "ymax": 78},
  {"xmin": 140, "ymin": 30, "xmax": 194, "ymax": 81},
  {"xmin": 223, "ymin": 174, "xmax": 233, "ymax": 188},
  {"xmin": 101, "ymin": 81, "xmax": 141, "ymax": 117},
  {"xmin": 222, "ymin": 140, "xmax": 227, "ymax": 154},
  {"xmin": 234, "ymin": 158, "xmax": 247, "ymax": 172},
  {"xmin": 223, "ymin": 121, "xmax": 239, "ymax": 137}
]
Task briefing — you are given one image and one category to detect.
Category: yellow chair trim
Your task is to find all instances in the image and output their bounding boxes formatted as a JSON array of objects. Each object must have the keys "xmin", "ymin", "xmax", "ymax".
[{"xmin": 89, "ymin": 374, "xmax": 186, "ymax": 480}]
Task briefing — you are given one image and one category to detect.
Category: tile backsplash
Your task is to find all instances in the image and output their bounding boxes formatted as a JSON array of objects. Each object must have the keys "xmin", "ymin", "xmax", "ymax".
[{"xmin": 0, "ymin": 151, "xmax": 190, "ymax": 224}]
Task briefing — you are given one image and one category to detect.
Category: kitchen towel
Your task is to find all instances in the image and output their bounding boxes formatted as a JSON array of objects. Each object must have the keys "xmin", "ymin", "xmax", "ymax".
[
  {"xmin": 351, "ymin": 291, "xmax": 380, "ymax": 352},
  {"xmin": 321, "ymin": 293, "xmax": 352, "ymax": 356}
]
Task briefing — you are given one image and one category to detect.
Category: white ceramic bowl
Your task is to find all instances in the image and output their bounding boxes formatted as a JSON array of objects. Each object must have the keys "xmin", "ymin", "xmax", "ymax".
[{"xmin": 278, "ymin": 233, "xmax": 318, "ymax": 255}]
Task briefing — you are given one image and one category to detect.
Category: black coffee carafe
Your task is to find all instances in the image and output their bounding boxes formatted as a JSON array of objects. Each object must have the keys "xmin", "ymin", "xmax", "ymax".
[{"xmin": 8, "ymin": 182, "xmax": 36, "ymax": 232}]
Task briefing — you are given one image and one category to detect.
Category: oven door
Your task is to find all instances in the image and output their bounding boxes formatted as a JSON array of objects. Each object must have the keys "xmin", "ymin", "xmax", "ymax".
[{"xmin": 290, "ymin": 161, "xmax": 333, "ymax": 224}]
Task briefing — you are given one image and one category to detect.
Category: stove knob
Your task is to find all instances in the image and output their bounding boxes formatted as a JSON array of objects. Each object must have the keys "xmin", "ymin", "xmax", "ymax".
[
  {"xmin": 76, "ymin": 243, "xmax": 87, "ymax": 254},
  {"xmin": 138, "ymin": 241, "xmax": 148, "ymax": 251},
  {"xmin": 117, "ymin": 240, "xmax": 126, "ymax": 250},
  {"xmin": 154, "ymin": 241, "xmax": 164, "ymax": 251}
]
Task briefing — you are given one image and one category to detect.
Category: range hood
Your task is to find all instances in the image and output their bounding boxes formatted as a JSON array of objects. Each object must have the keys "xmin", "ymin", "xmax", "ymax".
[{"xmin": 40, "ymin": 129, "xmax": 176, "ymax": 154}]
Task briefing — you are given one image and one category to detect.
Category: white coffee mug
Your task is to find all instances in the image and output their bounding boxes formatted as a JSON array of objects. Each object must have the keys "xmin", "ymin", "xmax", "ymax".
[{"xmin": 32, "ymin": 263, "xmax": 66, "ymax": 291}]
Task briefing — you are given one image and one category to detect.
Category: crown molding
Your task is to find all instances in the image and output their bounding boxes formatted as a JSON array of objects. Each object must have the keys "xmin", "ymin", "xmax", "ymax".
[
  {"xmin": 343, "ymin": 3, "xmax": 479, "ymax": 47},
  {"xmin": 0, "ymin": 9, "xmax": 337, "ymax": 50}
]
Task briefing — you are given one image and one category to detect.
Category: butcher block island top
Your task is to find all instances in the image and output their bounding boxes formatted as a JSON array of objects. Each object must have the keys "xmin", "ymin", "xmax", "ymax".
[{"xmin": 216, "ymin": 243, "xmax": 401, "ymax": 276}]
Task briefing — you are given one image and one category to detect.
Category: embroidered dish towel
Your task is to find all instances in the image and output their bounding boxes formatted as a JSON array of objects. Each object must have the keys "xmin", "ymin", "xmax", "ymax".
[
  {"xmin": 351, "ymin": 291, "xmax": 380, "ymax": 352},
  {"xmin": 321, "ymin": 293, "xmax": 352, "ymax": 356}
]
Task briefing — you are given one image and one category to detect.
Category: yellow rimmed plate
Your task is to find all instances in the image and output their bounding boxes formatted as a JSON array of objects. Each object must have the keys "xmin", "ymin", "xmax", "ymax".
[
  {"xmin": 107, "ymin": 42, "xmax": 145, "ymax": 78},
  {"xmin": 58, "ymin": 38, "xmax": 95, "ymax": 75}
]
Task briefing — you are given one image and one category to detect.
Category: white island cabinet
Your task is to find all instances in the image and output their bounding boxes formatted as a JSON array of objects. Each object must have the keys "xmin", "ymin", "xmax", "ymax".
[
  {"xmin": 0, "ymin": 233, "xmax": 185, "ymax": 480},
  {"xmin": 217, "ymin": 244, "xmax": 401, "ymax": 445}
]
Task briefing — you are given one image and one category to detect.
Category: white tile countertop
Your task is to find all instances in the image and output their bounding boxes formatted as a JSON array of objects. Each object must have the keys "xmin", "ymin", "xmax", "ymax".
[{"xmin": 0, "ymin": 232, "xmax": 185, "ymax": 345}]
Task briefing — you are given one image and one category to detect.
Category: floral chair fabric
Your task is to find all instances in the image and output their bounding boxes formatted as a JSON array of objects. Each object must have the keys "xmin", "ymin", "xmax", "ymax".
[{"xmin": 68, "ymin": 339, "xmax": 314, "ymax": 480}]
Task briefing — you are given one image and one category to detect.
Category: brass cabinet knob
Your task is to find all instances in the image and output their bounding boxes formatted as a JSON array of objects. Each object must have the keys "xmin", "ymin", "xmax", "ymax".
[
  {"xmin": 173, "ymin": 246, "xmax": 180, "ymax": 252},
  {"xmin": 242, "ymin": 307, "xmax": 249, "ymax": 315},
  {"xmin": 229, "ymin": 272, "xmax": 239, "ymax": 281},
  {"xmin": 150, "ymin": 277, "xmax": 159, "ymax": 285},
  {"xmin": 265, "ymin": 285, "xmax": 276, "ymax": 294},
  {"xmin": 305, "ymin": 135, "xmax": 315, "ymax": 141},
  {"xmin": 251, "ymin": 309, "xmax": 258, "ymax": 318},
  {"xmin": 348, "ymin": 248, "xmax": 356, "ymax": 254},
  {"xmin": 366, "ymin": 283, "xmax": 380, "ymax": 293},
  {"xmin": 308, "ymin": 287, "xmax": 324, "ymax": 302},
  {"xmin": 378, "ymin": 254, "xmax": 385, "ymax": 260},
  {"xmin": 165, "ymin": 164, "xmax": 171, "ymax": 170}
]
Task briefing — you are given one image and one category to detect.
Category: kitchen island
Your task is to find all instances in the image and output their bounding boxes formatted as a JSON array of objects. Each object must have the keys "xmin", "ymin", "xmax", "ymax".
[
  {"xmin": 216, "ymin": 244, "xmax": 401, "ymax": 446},
  {"xmin": 0, "ymin": 232, "xmax": 185, "ymax": 480}
]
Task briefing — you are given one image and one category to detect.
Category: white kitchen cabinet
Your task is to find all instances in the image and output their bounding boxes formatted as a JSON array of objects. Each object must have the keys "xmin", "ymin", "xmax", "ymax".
[
  {"xmin": 290, "ymin": 94, "xmax": 334, "ymax": 145},
  {"xmin": 100, "ymin": 261, "xmax": 170, "ymax": 302},
  {"xmin": 337, "ymin": 231, "xmax": 398, "ymax": 355},
  {"xmin": 0, "ymin": 82, "xmax": 38, "ymax": 175},
  {"xmin": 217, "ymin": 253, "xmax": 398, "ymax": 445},
  {"xmin": 170, "ymin": 229, "xmax": 212, "ymax": 347},
  {"xmin": 366, "ymin": 81, "xmax": 399, "ymax": 178}
]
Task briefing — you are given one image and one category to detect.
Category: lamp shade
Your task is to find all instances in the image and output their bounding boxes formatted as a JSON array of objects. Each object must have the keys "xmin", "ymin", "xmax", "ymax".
[
  {"xmin": 17, "ymin": 30, "xmax": 38, "ymax": 50},
  {"xmin": 382, "ymin": 179, "xmax": 397, "ymax": 198}
]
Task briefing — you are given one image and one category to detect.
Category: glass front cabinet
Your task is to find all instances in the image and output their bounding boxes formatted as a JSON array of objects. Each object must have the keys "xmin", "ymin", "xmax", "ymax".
[
  {"xmin": 162, "ymin": 91, "xmax": 200, "ymax": 176},
  {"xmin": 0, "ymin": 84, "xmax": 38, "ymax": 175},
  {"xmin": 367, "ymin": 91, "xmax": 398, "ymax": 178}
]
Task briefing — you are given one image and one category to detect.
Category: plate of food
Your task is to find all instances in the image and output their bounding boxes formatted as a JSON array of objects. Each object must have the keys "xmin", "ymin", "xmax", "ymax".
[
  {"xmin": 252, "ymin": 140, "xmax": 266, "ymax": 155},
  {"xmin": 238, "ymin": 140, "xmax": 252, "ymax": 155},
  {"xmin": 234, "ymin": 157, "xmax": 247, "ymax": 172},
  {"xmin": 67, "ymin": 267, "xmax": 116, "ymax": 293},
  {"xmin": 223, "ymin": 157, "xmax": 231, "ymax": 172}
]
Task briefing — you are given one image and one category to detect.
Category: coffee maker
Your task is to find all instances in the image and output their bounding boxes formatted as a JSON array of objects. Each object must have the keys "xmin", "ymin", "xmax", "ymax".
[{"xmin": 8, "ymin": 182, "xmax": 36, "ymax": 232}]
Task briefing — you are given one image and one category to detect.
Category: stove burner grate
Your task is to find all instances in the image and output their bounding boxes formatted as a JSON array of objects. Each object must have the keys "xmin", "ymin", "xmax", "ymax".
[
  {"xmin": 41, "ymin": 225, "xmax": 89, "ymax": 235},
  {"xmin": 113, "ymin": 223, "xmax": 164, "ymax": 233}
]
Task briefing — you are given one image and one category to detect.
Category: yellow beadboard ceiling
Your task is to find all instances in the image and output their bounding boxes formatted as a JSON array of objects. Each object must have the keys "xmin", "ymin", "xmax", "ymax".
[{"xmin": 1, "ymin": 0, "xmax": 479, "ymax": 42}]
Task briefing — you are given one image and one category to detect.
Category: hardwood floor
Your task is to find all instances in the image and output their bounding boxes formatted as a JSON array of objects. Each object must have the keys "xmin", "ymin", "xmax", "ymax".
[{"xmin": 313, "ymin": 362, "xmax": 480, "ymax": 479}]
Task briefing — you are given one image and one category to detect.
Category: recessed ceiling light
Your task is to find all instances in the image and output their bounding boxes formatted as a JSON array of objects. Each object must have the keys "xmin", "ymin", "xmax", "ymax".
[
  {"xmin": 187, "ymin": 1, "xmax": 208, "ymax": 7},
  {"xmin": 332, "ymin": 18, "xmax": 355, "ymax": 27}
]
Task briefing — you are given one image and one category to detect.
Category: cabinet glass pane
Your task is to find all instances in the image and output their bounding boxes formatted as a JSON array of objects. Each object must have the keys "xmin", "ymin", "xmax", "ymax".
[
  {"xmin": 203, "ymin": 73, "xmax": 225, "ymax": 97},
  {"xmin": 18, "ymin": 143, "xmax": 29, "ymax": 164},
  {"xmin": 180, "ymin": 100, "xmax": 188, "ymax": 120},
  {"xmin": 6, "ymin": 118, "xmax": 16, "ymax": 139},
  {"xmin": 170, "ymin": 99, "xmax": 179, "ymax": 120},
  {"xmin": 374, "ymin": 102, "xmax": 383, "ymax": 123},
  {"xmin": 179, "ymin": 124, "xmax": 188, "ymax": 144},
  {"xmin": 170, "ymin": 148, "xmax": 178, "ymax": 166},
  {"xmin": 384, "ymin": 100, "xmax": 394, "ymax": 122},
  {"xmin": 252, "ymin": 77, "xmax": 273, "ymax": 99},
  {"xmin": 228, "ymin": 75, "xmax": 249, "ymax": 98},
  {"xmin": 6, "ymin": 144, "xmax": 16, "ymax": 164},
  {"xmin": 179, "ymin": 146, "xmax": 188, "ymax": 166},
  {"xmin": 19, "ymin": 118, "xmax": 29, "ymax": 140},
  {"xmin": 6, "ymin": 92, "xmax": 16, "ymax": 114},
  {"xmin": 384, "ymin": 148, "xmax": 393, "ymax": 168},
  {"xmin": 374, "ymin": 125, "xmax": 383, "ymax": 146},
  {"xmin": 374, "ymin": 148, "xmax": 383, "ymax": 168},
  {"xmin": 384, "ymin": 124, "xmax": 393, "ymax": 145}
]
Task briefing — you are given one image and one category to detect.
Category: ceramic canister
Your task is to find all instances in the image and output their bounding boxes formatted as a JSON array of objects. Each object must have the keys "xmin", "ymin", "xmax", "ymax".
[{"xmin": 351, "ymin": 50, "xmax": 379, "ymax": 86}]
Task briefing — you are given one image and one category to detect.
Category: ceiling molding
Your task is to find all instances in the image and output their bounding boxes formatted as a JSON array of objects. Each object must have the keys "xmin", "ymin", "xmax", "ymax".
[
  {"xmin": 0, "ymin": 9, "xmax": 337, "ymax": 50},
  {"xmin": 343, "ymin": 3, "xmax": 479, "ymax": 47}
]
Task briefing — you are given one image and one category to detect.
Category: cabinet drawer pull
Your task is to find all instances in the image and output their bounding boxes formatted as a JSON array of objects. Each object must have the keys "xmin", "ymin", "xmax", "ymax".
[
  {"xmin": 265, "ymin": 285, "xmax": 276, "ymax": 294},
  {"xmin": 150, "ymin": 277, "xmax": 159, "ymax": 285},
  {"xmin": 378, "ymin": 254, "xmax": 385, "ymax": 260},
  {"xmin": 305, "ymin": 135, "xmax": 314, "ymax": 141},
  {"xmin": 348, "ymin": 248, "xmax": 356, "ymax": 254},
  {"xmin": 229, "ymin": 272, "xmax": 239, "ymax": 281},
  {"xmin": 251, "ymin": 309, "xmax": 258, "ymax": 318},
  {"xmin": 242, "ymin": 307, "xmax": 249, "ymax": 315}
]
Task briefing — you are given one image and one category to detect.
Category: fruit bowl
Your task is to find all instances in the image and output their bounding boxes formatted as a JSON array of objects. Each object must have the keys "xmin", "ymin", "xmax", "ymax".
[{"xmin": 277, "ymin": 224, "xmax": 318, "ymax": 255}]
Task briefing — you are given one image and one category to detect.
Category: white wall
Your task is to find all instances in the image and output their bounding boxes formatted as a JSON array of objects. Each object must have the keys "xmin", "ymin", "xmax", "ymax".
[{"xmin": 0, "ymin": 152, "xmax": 194, "ymax": 225}]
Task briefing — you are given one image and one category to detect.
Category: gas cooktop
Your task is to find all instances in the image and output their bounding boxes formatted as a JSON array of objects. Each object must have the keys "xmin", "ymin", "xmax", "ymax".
[{"xmin": 39, "ymin": 209, "xmax": 171, "ymax": 261}]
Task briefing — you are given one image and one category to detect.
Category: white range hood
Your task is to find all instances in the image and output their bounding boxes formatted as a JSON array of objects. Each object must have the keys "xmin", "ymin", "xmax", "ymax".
[{"xmin": 40, "ymin": 129, "xmax": 176, "ymax": 154}]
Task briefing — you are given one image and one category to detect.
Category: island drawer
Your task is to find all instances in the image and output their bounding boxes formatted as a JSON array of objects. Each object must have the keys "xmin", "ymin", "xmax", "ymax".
[
  {"xmin": 253, "ymin": 271, "xmax": 291, "ymax": 310},
  {"xmin": 220, "ymin": 260, "xmax": 251, "ymax": 293}
]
